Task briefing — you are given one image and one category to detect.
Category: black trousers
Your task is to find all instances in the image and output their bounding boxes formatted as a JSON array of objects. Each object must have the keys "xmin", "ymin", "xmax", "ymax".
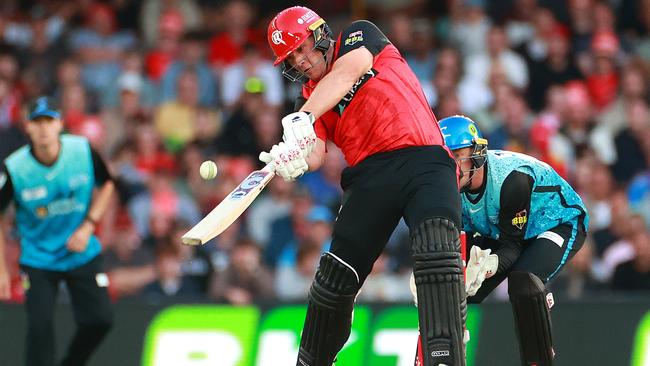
[
  {"xmin": 468, "ymin": 221, "xmax": 587, "ymax": 303},
  {"xmin": 21, "ymin": 255, "xmax": 113, "ymax": 366},
  {"xmin": 330, "ymin": 145, "xmax": 462, "ymax": 285}
]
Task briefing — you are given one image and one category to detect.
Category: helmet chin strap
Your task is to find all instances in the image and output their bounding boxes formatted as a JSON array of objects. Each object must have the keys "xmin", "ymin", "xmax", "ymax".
[{"xmin": 459, "ymin": 168, "xmax": 475, "ymax": 192}]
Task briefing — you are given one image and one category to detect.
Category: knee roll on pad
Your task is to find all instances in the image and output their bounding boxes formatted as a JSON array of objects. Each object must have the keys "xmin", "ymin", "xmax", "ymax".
[
  {"xmin": 297, "ymin": 252, "xmax": 360, "ymax": 366},
  {"xmin": 411, "ymin": 217, "xmax": 465, "ymax": 366},
  {"xmin": 508, "ymin": 271, "xmax": 554, "ymax": 365}
]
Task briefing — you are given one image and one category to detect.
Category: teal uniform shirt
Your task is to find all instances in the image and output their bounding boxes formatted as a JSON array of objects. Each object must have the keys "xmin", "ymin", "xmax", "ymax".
[
  {"xmin": 4, "ymin": 135, "xmax": 101, "ymax": 271},
  {"xmin": 462, "ymin": 150, "xmax": 589, "ymax": 241}
]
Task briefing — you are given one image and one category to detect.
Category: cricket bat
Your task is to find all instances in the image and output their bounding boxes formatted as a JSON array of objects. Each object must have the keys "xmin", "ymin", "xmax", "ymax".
[{"xmin": 181, "ymin": 163, "xmax": 275, "ymax": 245}]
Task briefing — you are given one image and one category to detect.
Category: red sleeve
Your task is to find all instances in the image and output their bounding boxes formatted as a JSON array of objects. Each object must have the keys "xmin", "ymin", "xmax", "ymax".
[{"xmin": 314, "ymin": 119, "xmax": 328, "ymax": 142}]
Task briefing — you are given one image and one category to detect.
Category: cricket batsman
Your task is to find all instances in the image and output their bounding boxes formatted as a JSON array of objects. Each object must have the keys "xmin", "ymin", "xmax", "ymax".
[{"xmin": 260, "ymin": 6, "xmax": 466, "ymax": 366}]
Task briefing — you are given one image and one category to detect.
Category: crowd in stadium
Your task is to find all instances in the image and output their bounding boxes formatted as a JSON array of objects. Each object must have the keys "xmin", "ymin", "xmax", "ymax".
[{"xmin": 0, "ymin": 0, "xmax": 649, "ymax": 305}]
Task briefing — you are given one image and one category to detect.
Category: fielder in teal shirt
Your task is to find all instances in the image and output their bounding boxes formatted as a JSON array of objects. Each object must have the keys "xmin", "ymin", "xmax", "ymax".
[
  {"xmin": 438, "ymin": 115, "xmax": 589, "ymax": 366},
  {"xmin": 0, "ymin": 96, "xmax": 115, "ymax": 366}
]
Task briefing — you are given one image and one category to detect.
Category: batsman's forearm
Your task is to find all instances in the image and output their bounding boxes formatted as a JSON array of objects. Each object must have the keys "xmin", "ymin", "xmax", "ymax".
[
  {"xmin": 299, "ymin": 48, "xmax": 372, "ymax": 119},
  {"xmin": 300, "ymin": 72, "xmax": 358, "ymax": 119},
  {"xmin": 87, "ymin": 181, "xmax": 115, "ymax": 223}
]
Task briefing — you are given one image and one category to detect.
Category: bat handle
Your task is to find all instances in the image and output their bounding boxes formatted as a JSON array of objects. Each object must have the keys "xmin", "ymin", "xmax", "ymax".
[{"xmin": 259, "ymin": 153, "xmax": 276, "ymax": 173}]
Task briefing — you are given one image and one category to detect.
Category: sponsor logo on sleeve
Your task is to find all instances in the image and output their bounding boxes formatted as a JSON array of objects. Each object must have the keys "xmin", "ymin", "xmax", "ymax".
[
  {"xmin": 537, "ymin": 231, "xmax": 565, "ymax": 248},
  {"xmin": 511, "ymin": 209, "xmax": 527, "ymax": 229},
  {"xmin": 344, "ymin": 30, "xmax": 364, "ymax": 46}
]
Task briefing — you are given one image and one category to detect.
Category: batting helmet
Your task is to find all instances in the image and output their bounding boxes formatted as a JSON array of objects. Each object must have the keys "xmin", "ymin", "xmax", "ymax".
[{"xmin": 267, "ymin": 6, "xmax": 332, "ymax": 81}]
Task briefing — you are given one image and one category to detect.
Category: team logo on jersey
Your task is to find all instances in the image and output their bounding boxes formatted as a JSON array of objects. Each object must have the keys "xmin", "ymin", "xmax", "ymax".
[
  {"xmin": 35, "ymin": 206, "xmax": 48, "ymax": 217},
  {"xmin": 344, "ymin": 30, "xmax": 364, "ymax": 46},
  {"xmin": 512, "ymin": 209, "xmax": 527, "ymax": 229},
  {"xmin": 271, "ymin": 30, "xmax": 286, "ymax": 45}
]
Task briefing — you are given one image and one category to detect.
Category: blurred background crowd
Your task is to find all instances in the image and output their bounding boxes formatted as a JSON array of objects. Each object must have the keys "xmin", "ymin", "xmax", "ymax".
[{"xmin": 0, "ymin": 0, "xmax": 649, "ymax": 306}]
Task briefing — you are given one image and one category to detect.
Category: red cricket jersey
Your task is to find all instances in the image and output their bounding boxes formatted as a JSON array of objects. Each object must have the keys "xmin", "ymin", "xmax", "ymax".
[{"xmin": 302, "ymin": 21, "xmax": 444, "ymax": 166}]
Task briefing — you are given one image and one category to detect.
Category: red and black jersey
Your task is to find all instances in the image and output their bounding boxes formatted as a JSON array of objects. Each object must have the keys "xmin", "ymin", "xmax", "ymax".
[{"xmin": 301, "ymin": 20, "xmax": 444, "ymax": 166}]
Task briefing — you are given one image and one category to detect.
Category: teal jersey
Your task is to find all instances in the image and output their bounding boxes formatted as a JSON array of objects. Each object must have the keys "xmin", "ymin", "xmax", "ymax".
[
  {"xmin": 4, "ymin": 135, "xmax": 101, "ymax": 271},
  {"xmin": 462, "ymin": 150, "xmax": 589, "ymax": 241}
]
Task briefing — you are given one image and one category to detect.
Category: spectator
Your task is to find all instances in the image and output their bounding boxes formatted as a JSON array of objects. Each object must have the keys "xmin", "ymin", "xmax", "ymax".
[
  {"xmin": 585, "ymin": 30, "xmax": 621, "ymax": 111},
  {"xmin": 422, "ymin": 46, "xmax": 463, "ymax": 109},
  {"xmin": 0, "ymin": 76, "xmax": 21, "ymax": 130},
  {"xmin": 405, "ymin": 19, "xmax": 436, "ymax": 84},
  {"xmin": 299, "ymin": 142, "xmax": 345, "ymax": 209},
  {"xmin": 216, "ymin": 80, "xmax": 270, "ymax": 159},
  {"xmin": 68, "ymin": 3, "xmax": 136, "ymax": 96},
  {"xmin": 447, "ymin": 0, "xmax": 491, "ymax": 57},
  {"xmin": 144, "ymin": 11, "xmax": 184, "ymax": 82},
  {"xmin": 611, "ymin": 230, "xmax": 650, "ymax": 291},
  {"xmin": 611, "ymin": 98, "xmax": 650, "ymax": 184},
  {"xmin": 127, "ymin": 167, "xmax": 201, "ymax": 239},
  {"xmin": 209, "ymin": 238, "xmax": 274, "ymax": 304},
  {"xmin": 463, "ymin": 25, "xmax": 529, "ymax": 112},
  {"xmin": 100, "ymin": 72, "xmax": 149, "ymax": 155},
  {"xmin": 103, "ymin": 226, "xmax": 156, "ymax": 300},
  {"xmin": 247, "ymin": 178, "xmax": 294, "ymax": 247},
  {"xmin": 208, "ymin": 0, "xmax": 265, "ymax": 68},
  {"xmin": 487, "ymin": 91, "xmax": 533, "ymax": 152},
  {"xmin": 220, "ymin": 44, "xmax": 284, "ymax": 111},
  {"xmin": 160, "ymin": 31, "xmax": 216, "ymax": 107},
  {"xmin": 274, "ymin": 245, "xmax": 320, "ymax": 301},
  {"xmin": 628, "ymin": 171, "xmax": 650, "ymax": 227},
  {"xmin": 141, "ymin": 244, "xmax": 203, "ymax": 302},
  {"xmin": 140, "ymin": 0, "xmax": 201, "ymax": 47},
  {"xmin": 103, "ymin": 50, "xmax": 157, "ymax": 111},
  {"xmin": 264, "ymin": 187, "xmax": 313, "ymax": 269},
  {"xmin": 551, "ymin": 80, "xmax": 595, "ymax": 175},
  {"xmin": 592, "ymin": 61, "xmax": 649, "ymax": 165},
  {"xmin": 526, "ymin": 23, "xmax": 582, "ymax": 111},
  {"xmin": 156, "ymin": 68, "xmax": 220, "ymax": 153},
  {"xmin": 357, "ymin": 253, "xmax": 413, "ymax": 302},
  {"xmin": 593, "ymin": 213, "xmax": 644, "ymax": 282}
]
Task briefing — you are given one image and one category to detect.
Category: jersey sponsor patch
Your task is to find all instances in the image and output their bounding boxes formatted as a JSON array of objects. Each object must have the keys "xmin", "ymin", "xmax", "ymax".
[
  {"xmin": 35, "ymin": 206, "xmax": 48, "ymax": 218},
  {"xmin": 334, "ymin": 68, "xmax": 378, "ymax": 115},
  {"xmin": 344, "ymin": 30, "xmax": 364, "ymax": 46},
  {"xmin": 537, "ymin": 230, "xmax": 565, "ymax": 248},
  {"xmin": 511, "ymin": 209, "xmax": 527, "ymax": 229},
  {"xmin": 21, "ymin": 186, "xmax": 47, "ymax": 201}
]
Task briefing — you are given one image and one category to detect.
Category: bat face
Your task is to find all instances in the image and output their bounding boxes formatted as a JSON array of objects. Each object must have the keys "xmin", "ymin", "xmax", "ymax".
[
  {"xmin": 181, "ymin": 166, "xmax": 275, "ymax": 245},
  {"xmin": 230, "ymin": 171, "xmax": 271, "ymax": 199}
]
